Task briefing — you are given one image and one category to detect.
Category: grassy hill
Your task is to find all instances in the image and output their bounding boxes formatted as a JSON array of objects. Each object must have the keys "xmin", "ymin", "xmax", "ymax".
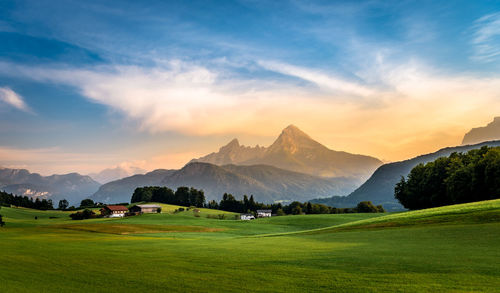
[{"xmin": 0, "ymin": 200, "xmax": 499, "ymax": 292}]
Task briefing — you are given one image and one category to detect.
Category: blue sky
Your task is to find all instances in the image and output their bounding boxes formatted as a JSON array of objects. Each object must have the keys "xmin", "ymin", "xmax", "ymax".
[{"xmin": 1, "ymin": 0, "xmax": 500, "ymax": 175}]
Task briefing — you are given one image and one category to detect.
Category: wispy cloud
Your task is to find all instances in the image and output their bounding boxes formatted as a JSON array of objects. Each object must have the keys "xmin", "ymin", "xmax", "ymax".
[
  {"xmin": 0, "ymin": 87, "xmax": 32, "ymax": 113},
  {"xmin": 258, "ymin": 60, "xmax": 376, "ymax": 97},
  {"xmin": 471, "ymin": 11, "xmax": 500, "ymax": 62}
]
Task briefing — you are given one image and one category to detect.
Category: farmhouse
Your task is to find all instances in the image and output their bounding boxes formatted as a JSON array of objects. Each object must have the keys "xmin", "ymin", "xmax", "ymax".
[
  {"xmin": 100, "ymin": 205, "xmax": 129, "ymax": 218},
  {"xmin": 129, "ymin": 204, "xmax": 162, "ymax": 214},
  {"xmin": 256, "ymin": 209, "xmax": 272, "ymax": 218},
  {"xmin": 240, "ymin": 213, "xmax": 255, "ymax": 220}
]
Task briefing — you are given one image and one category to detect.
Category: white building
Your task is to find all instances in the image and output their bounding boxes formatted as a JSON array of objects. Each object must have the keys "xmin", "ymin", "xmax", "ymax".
[
  {"xmin": 240, "ymin": 214, "xmax": 255, "ymax": 220},
  {"xmin": 256, "ymin": 209, "xmax": 272, "ymax": 218}
]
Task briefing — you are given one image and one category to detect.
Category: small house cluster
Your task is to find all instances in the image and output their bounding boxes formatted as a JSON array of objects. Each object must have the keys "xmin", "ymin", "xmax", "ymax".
[
  {"xmin": 240, "ymin": 209, "xmax": 273, "ymax": 220},
  {"xmin": 100, "ymin": 204, "xmax": 162, "ymax": 218}
]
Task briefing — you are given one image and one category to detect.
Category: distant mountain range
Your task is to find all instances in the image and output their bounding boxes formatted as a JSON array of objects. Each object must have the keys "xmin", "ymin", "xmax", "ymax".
[
  {"xmin": 91, "ymin": 162, "xmax": 359, "ymax": 204},
  {"xmin": 191, "ymin": 125, "xmax": 383, "ymax": 180},
  {"xmin": 462, "ymin": 117, "xmax": 500, "ymax": 145},
  {"xmin": 88, "ymin": 165, "xmax": 147, "ymax": 184},
  {"xmin": 0, "ymin": 168, "xmax": 100, "ymax": 205},
  {"xmin": 310, "ymin": 140, "xmax": 500, "ymax": 211}
]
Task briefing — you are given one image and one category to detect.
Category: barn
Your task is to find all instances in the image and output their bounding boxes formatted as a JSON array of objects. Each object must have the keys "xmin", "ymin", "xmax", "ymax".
[
  {"xmin": 100, "ymin": 205, "xmax": 129, "ymax": 218},
  {"xmin": 129, "ymin": 204, "xmax": 162, "ymax": 214}
]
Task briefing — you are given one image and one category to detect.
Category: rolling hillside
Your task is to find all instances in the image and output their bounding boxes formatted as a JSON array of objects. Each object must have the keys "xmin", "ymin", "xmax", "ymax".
[{"xmin": 1, "ymin": 199, "xmax": 498, "ymax": 292}]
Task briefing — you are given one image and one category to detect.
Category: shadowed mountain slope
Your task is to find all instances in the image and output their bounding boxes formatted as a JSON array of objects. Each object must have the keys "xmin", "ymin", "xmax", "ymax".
[
  {"xmin": 91, "ymin": 169, "xmax": 176, "ymax": 204},
  {"xmin": 310, "ymin": 140, "xmax": 500, "ymax": 211},
  {"xmin": 92, "ymin": 162, "xmax": 359, "ymax": 204}
]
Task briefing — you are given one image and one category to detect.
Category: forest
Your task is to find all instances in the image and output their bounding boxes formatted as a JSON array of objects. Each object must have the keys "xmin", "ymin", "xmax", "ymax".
[
  {"xmin": 0, "ymin": 191, "xmax": 54, "ymax": 210},
  {"xmin": 395, "ymin": 146, "xmax": 500, "ymax": 210}
]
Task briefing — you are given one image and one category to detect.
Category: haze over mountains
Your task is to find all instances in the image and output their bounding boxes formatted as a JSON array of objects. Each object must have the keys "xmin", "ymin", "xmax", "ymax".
[
  {"xmin": 88, "ymin": 165, "xmax": 147, "ymax": 184},
  {"xmin": 92, "ymin": 162, "xmax": 358, "ymax": 204},
  {"xmin": 462, "ymin": 117, "xmax": 500, "ymax": 145},
  {"xmin": 311, "ymin": 140, "xmax": 500, "ymax": 211},
  {"xmin": 192, "ymin": 125, "xmax": 383, "ymax": 180},
  {"xmin": 0, "ymin": 167, "xmax": 100, "ymax": 205},
  {"xmin": 91, "ymin": 125, "xmax": 381, "ymax": 204}
]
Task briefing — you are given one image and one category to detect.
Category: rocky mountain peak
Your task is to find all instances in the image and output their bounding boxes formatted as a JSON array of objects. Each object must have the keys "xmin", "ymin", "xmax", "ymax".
[
  {"xmin": 219, "ymin": 138, "xmax": 240, "ymax": 152},
  {"xmin": 269, "ymin": 125, "xmax": 323, "ymax": 154}
]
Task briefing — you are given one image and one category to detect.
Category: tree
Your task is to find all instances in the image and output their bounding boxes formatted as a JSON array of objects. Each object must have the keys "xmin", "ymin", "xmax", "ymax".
[
  {"xmin": 80, "ymin": 199, "xmax": 94, "ymax": 208},
  {"xmin": 131, "ymin": 187, "xmax": 153, "ymax": 203},
  {"xmin": 0, "ymin": 214, "xmax": 5, "ymax": 227},
  {"xmin": 175, "ymin": 187, "xmax": 190, "ymax": 206},
  {"xmin": 356, "ymin": 201, "xmax": 379, "ymax": 213},
  {"xmin": 58, "ymin": 199, "xmax": 69, "ymax": 210}
]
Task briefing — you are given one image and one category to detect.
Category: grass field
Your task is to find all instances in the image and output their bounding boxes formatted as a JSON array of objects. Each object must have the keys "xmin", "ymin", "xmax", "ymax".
[{"xmin": 0, "ymin": 200, "xmax": 499, "ymax": 292}]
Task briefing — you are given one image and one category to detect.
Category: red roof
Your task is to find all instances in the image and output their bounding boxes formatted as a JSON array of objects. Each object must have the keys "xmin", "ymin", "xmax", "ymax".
[{"xmin": 104, "ymin": 205, "xmax": 129, "ymax": 212}]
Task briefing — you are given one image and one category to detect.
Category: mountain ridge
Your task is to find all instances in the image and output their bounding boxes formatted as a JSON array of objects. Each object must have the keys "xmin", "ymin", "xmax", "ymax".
[
  {"xmin": 462, "ymin": 117, "xmax": 500, "ymax": 145},
  {"xmin": 0, "ymin": 167, "xmax": 101, "ymax": 205},
  {"xmin": 192, "ymin": 125, "xmax": 382, "ymax": 180}
]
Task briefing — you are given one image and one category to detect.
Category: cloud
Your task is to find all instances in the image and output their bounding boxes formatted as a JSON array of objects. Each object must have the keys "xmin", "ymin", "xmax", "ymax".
[
  {"xmin": 471, "ymin": 12, "xmax": 500, "ymax": 62},
  {"xmin": 0, "ymin": 87, "xmax": 32, "ymax": 112},
  {"xmin": 257, "ymin": 60, "xmax": 376, "ymax": 97},
  {"xmin": 1, "ymin": 56, "xmax": 500, "ymax": 163}
]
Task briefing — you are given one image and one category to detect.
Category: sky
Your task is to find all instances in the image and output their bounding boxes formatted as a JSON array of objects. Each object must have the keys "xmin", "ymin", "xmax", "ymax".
[{"xmin": 1, "ymin": 0, "xmax": 500, "ymax": 175}]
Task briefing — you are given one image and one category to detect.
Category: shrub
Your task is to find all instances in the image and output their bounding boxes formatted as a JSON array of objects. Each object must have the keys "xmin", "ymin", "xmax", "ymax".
[
  {"xmin": 70, "ymin": 209, "xmax": 97, "ymax": 220},
  {"xmin": 356, "ymin": 201, "xmax": 380, "ymax": 213}
]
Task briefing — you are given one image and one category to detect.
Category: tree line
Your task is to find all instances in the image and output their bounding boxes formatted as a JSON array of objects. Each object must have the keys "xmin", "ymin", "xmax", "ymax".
[
  {"xmin": 208, "ymin": 193, "xmax": 384, "ymax": 215},
  {"xmin": 0, "ymin": 190, "xmax": 54, "ymax": 210},
  {"xmin": 131, "ymin": 186, "xmax": 205, "ymax": 207},
  {"xmin": 395, "ymin": 146, "xmax": 500, "ymax": 210},
  {"xmin": 131, "ymin": 187, "xmax": 385, "ymax": 215}
]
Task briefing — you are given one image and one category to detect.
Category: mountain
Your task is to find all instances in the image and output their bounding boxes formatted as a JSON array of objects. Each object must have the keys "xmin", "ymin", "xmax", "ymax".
[
  {"xmin": 0, "ymin": 168, "xmax": 101, "ymax": 205},
  {"xmin": 192, "ymin": 125, "xmax": 383, "ymax": 180},
  {"xmin": 91, "ymin": 169, "xmax": 177, "ymax": 203},
  {"xmin": 462, "ymin": 117, "xmax": 500, "ymax": 145},
  {"xmin": 91, "ymin": 162, "xmax": 359, "ymax": 204},
  {"xmin": 89, "ymin": 166, "xmax": 147, "ymax": 184},
  {"xmin": 310, "ymin": 140, "xmax": 500, "ymax": 211},
  {"xmin": 190, "ymin": 138, "xmax": 266, "ymax": 166}
]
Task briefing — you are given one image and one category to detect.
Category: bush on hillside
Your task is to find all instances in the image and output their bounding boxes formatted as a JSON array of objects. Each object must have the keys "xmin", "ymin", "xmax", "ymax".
[
  {"xmin": 70, "ymin": 209, "xmax": 97, "ymax": 220},
  {"xmin": 356, "ymin": 201, "xmax": 385, "ymax": 213}
]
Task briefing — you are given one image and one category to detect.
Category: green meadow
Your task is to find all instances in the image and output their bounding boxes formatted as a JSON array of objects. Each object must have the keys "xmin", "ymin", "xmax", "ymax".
[{"xmin": 1, "ymin": 200, "xmax": 499, "ymax": 292}]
